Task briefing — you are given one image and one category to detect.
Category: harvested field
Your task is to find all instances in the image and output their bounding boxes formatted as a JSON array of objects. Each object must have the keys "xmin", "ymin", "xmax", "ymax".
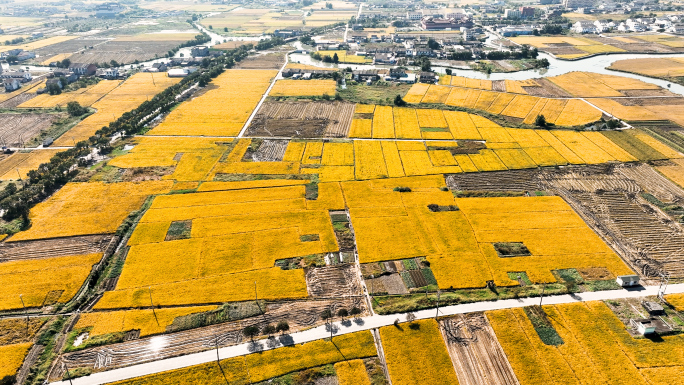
[
  {"xmin": 251, "ymin": 139, "xmax": 288, "ymax": 161},
  {"xmin": 447, "ymin": 169, "xmax": 543, "ymax": 192},
  {"xmin": 0, "ymin": 113, "xmax": 60, "ymax": 147},
  {"xmin": 65, "ymin": 40, "xmax": 190, "ymax": 65},
  {"xmin": 305, "ymin": 264, "xmax": 363, "ymax": 298},
  {"xmin": 0, "ymin": 234, "xmax": 114, "ymax": 262},
  {"xmin": 440, "ymin": 313, "xmax": 519, "ymax": 385},
  {"xmin": 0, "ymin": 92, "xmax": 36, "ymax": 109},
  {"xmin": 368, "ymin": 274, "xmax": 409, "ymax": 295},
  {"xmin": 234, "ymin": 51, "xmax": 286, "ymax": 69},
  {"xmin": 212, "ymin": 41, "xmax": 254, "ymax": 50},
  {"xmin": 247, "ymin": 101, "xmax": 354, "ymax": 138},
  {"xmin": 53, "ymin": 298, "xmax": 365, "ymax": 377}
]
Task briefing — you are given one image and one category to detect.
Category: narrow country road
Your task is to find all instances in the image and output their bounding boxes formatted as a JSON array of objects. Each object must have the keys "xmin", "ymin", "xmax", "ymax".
[{"xmin": 50, "ymin": 283, "xmax": 684, "ymax": 385}]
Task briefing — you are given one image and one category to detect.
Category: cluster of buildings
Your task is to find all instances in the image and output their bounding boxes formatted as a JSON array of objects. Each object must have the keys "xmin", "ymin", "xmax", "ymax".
[
  {"xmin": 572, "ymin": 15, "xmax": 684, "ymax": 34},
  {"xmin": 1, "ymin": 67, "xmax": 32, "ymax": 92},
  {"xmin": 0, "ymin": 48, "xmax": 36, "ymax": 63}
]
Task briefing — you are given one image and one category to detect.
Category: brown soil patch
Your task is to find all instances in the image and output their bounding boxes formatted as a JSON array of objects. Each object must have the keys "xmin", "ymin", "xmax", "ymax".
[
  {"xmin": 533, "ymin": 78, "xmax": 573, "ymax": 98},
  {"xmin": 609, "ymin": 97, "xmax": 684, "ymax": 106},
  {"xmin": 621, "ymin": 89, "xmax": 678, "ymax": 97},
  {"xmin": 0, "ymin": 234, "xmax": 114, "ymax": 262},
  {"xmin": 577, "ymin": 267, "xmax": 614, "ymax": 280},
  {"xmin": 235, "ymin": 52, "xmax": 287, "ymax": 69},
  {"xmin": 247, "ymin": 101, "xmax": 354, "ymax": 138}
]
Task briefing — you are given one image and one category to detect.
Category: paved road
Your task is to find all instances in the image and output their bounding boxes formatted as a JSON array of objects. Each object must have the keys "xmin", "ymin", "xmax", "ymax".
[{"xmin": 50, "ymin": 283, "xmax": 684, "ymax": 385}]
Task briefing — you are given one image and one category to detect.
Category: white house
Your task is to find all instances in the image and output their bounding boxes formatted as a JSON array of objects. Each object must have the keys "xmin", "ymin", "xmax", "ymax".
[
  {"xmin": 407, "ymin": 11, "xmax": 423, "ymax": 20},
  {"xmin": 670, "ymin": 24, "xmax": 684, "ymax": 34},
  {"xmin": 572, "ymin": 21, "xmax": 598, "ymax": 34},
  {"xmin": 594, "ymin": 20, "xmax": 614, "ymax": 32},
  {"xmin": 3, "ymin": 78, "xmax": 20, "ymax": 92}
]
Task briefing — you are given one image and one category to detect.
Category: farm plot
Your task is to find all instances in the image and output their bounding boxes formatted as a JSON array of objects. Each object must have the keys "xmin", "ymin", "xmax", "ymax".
[
  {"xmin": 246, "ymin": 101, "xmax": 354, "ymax": 138},
  {"xmin": 270, "ymin": 79, "xmax": 337, "ymax": 97},
  {"xmin": 0, "ymin": 234, "xmax": 113, "ymax": 262},
  {"xmin": 105, "ymin": 331, "xmax": 376, "ymax": 384},
  {"xmin": 439, "ymin": 313, "xmax": 518, "ymax": 385},
  {"xmin": 235, "ymin": 51, "xmax": 287, "ymax": 69},
  {"xmin": 148, "ymin": 70, "xmax": 276, "ymax": 137},
  {"xmin": 345, "ymin": 176, "xmax": 632, "ymax": 289},
  {"xmin": 316, "ymin": 50, "xmax": 371, "ymax": 64},
  {"xmin": 380, "ymin": 319, "xmax": 460, "ymax": 385},
  {"xmin": 0, "ymin": 149, "xmax": 61, "ymax": 181},
  {"xmin": 0, "ymin": 113, "xmax": 60, "ymax": 147},
  {"xmin": 609, "ymin": 57, "xmax": 684, "ymax": 78},
  {"xmin": 109, "ymin": 137, "xmax": 232, "ymax": 181},
  {"xmin": 54, "ymin": 73, "xmax": 180, "ymax": 146},
  {"xmin": 547, "ymin": 72, "xmax": 661, "ymax": 98},
  {"xmin": 18, "ymin": 80, "xmax": 120, "ymax": 108},
  {"xmin": 488, "ymin": 301, "xmax": 684, "ymax": 385},
  {"xmin": 0, "ymin": 253, "xmax": 102, "ymax": 310},
  {"xmin": 657, "ymin": 158, "xmax": 684, "ymax": 188},
  {"xmin": 0, "ymin": 35, "xmax": 77, "ymax": 54},
  {"xmin": 64, "ymin": 40, "xmax": 191, "ymax": 65},
  {"xmin": 94, "ymin": 184, "xmax": 344, "ymax": 309},
  {"xmin": 9, "ymin": 181, "xmax": 172, "ymax": 242},
  {"xmin": 0, "ymin": 343, "xmax": 33, "ymax": 381}
]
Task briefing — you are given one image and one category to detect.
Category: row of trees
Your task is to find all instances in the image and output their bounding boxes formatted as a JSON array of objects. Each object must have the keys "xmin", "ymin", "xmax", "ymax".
[
  {"xmin": 242, "ymin": 306, "xmax": 362, "ymax": 340},
  {"xmin": 0, "ymin": 38, "xmax": 276, "ymax": 225}
]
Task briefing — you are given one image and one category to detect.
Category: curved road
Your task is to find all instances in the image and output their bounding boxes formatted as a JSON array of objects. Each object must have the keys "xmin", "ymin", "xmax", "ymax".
[{"xmin": 50, "ymin": 283, "xmax": 684, "ymax": 385}]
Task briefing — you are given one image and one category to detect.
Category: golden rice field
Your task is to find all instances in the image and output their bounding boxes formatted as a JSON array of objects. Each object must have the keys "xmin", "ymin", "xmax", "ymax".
[
  {"xmin": 18, "ymin": 80, "xmax": 121, "ymax": 108},
  {"xmin": 0, "ymin": 150, "xmax": 61, "ymax": 181},
  {"xmin": 0, "ymin": 35, "xmax": 78, "ymax": 54},
  {"xmin": 346, "ymin": 177, "xmax": 633, "ymax": 288},
  {"xmin": 667, "ymin": 293, "xmax": 684, "ymax": 311},
  {"xmin": 270, "ymin": 79, "xmax": 337, "ymax": 97},
  {"xmin": 405, "ymin": 84, "xmax": 602, "ymax": 126},
  {"xmin": 0, "ymin": 343, "xmax": 32, "ymax": 379},
  {"xmin": 74, "ymin": 306, "xmax": 217, "ymax": 338},
  {"xmin": 656, "ymin": 158, "xmax": 684, "ymax": 188},
  {"xmin": 0, "ymin": 253, "xmax": 102, "ymax": 311},
  {"xmin": 610, "ymin": 57, "xmax": 684, "ymax": 77},
  {"xmin": 9, "ymin": 181, "xmax": 172, "ymax": 242},
  {"xmin": 53, "ymin": 73, "xmax": 180, "ymax": 146},
  {"xmin": 335, "ymin": 360, "xmax": 372, "ymax": 385},
  {"xmin": 316, "ymin": 50, "xmax": 371, "ymax": 64},
  {"xmin": 509, "ymin": 36, "xmax": 626, "ymax": 58},
  {"xmin": 380, "ymin": 319, "xmax": 459, "ymax": 385},
  {"xmin": 488, "ymin": 301, "xmax": 684, "ymax": 385},
  {"xmin": 109, "ymin": 137, "xmax": 232, "ymax": 182},
  {"xmin": 95, "ymin": 183, "xmax": 344, "ymax": 309},
  {"xmin": 147, "ymin": 70, "xmax": 276, "ymax": 137},
  {"xmin": 0, "ymin": 79, "xmax": 46, "ymax": 103},
  {"xmin": 110, "ymin": 331, "xmax": 376, "ymax": 384}
]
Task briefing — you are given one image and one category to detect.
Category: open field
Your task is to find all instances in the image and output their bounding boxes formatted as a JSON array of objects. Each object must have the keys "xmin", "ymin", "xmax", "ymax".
[
  {"xmin": 94, "ymin": 183, "xmax": 342, "ymax": 308},
  {"xmin": 147, "ymin": 70, "xmax": 276, "ymax": 137},
  {"xmin": 0, "ymin": 253, "xmax": 102, "ymax": 310},
  {"xmin": 271, "ymin": 79, "xmax": 337, "ymax": 97},
  {"xmin": 0, "ymin": 149, "xmax": 62, "ymax": 181},
  {"xmin": 0, "ymin": 343, "xmax": 33, "ymax": 380},
  {"xmin": 0, "ymin": 113, "xmax": 60, "ymax": 147},
  {"xmin": 0, "ymin": 35, "xmax": 78, "ymax": 54},
  {"xmin": 488, "ymin": 301, "xmax": 684, "ymax": 384},
  {"xmin": 9, "ymin": 181, "xmax": 172, "ymax": 242},
  {"xmin": 609, "ymin": 57, "xmax": 684, "ymax": 78},
  {"xmin": 53, "ymin": 73, "xmax": 180, "ymax": 146},
  {"xmin": 510, "ymin": 34, "xmax": 684, "ymax": 58},
  {"xmin": 247, "ymin": 101, "xmax": 354, "ymax": 138},
  {"xmin": 18, "ymin": 80, "xmax": 121, "ymax": 108},
  {"xmin": 106, "ymin": 331, "xmax": 375, "ymax": 384},
  {"xmin": 380, "ymin": 319, "xmax": 460, "ymax": 385},
  {"xmin": 317, "ymin": 50, "xmax": 372, "ymax": 64}
]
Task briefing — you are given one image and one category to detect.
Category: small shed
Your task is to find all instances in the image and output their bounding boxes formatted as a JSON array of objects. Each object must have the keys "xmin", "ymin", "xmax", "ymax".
[
  {"xmin": 631, "ymin": 318, "xmax": 656, "ymax": 335},
  {"xmin": 616, "ymin": 275, "xmax": 640, "ymax": 287},
  {"xmin": 642, "ymin": 301, "xmax": 665, "ymax": 315},
  {"xmin": 42, "ymin": 137, "xmax": 54, "ymax": 147}
]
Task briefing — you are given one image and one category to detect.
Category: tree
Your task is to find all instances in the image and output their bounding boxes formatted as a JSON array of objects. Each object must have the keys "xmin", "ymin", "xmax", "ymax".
[
  {"xmin": 321, "ymin": 308, "xmax": 332, "ymax": 323},
  {"xmin": 535, "ymin": 114, "xmax": 547, "ymax": 127},
  {"xmin": 406, "ymin": 312, "xmax": 416, "ymax": 323},
  {"xmin": 427, "ymin": 38, "xmax": 440, "ymax": 50},
  {"xmin": 276, "ymin": 320, "xmax": 290, "ymax": 335},
  {"xmin": 326, "ymin": 2, "xmax": 333, "ymax": 8},
  {"xmin": 209, "ymin": 25, "xmax": 213, "ymax": 29},
  {"xmin": 445, "ymin": 68, "xmax": 452, "ymax": 76},
  {"xmin": 350, "ymin": 307, "xmax": 361, "ymax": 319},
  {"xmin": 67, "ymin": 101, "xmax": 87, "ymax": 117},
  {"xmin": 224, "ymin": 27, "xmax": 228, "ymax": 32},
  {"xmin": 394, "ymin": 95, "xmax": 406, "ymax": 107},
  {"xmin": 59, "ymin": 58, "xmax": 71, "ymax": 68},
  {"xmin": 262, "ymin": 324, "xmax": 276, "ymax": 336},
  {"xmin": 47, "ymin": 83, "xmax": 62, "ymax": 95},
  {"xmin": 110, "ymin": 60, "xmax": 120, "ymax": 67},
  {"xmin": 337, "ymin": 308, "xmax": 348, "ymax": 320},
  {"xmin": 243, "ymin": 325, "xmax": 260, "ymax": 341},
  {"xmin": 6, "ymin": 55, "xmax": 18, "ymax": 64},
  {"xmin": 332, "ymin": 53, "xmax": 339, "ymax": 64}
]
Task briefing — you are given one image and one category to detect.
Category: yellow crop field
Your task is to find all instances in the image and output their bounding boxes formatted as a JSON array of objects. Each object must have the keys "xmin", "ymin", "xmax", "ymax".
[
  {"xmin": 554, "ymin": 99, "xmax": 602, "ymax": 126},
  {"xmin": 444, "ymin": 87, "xmax": 470, "ymax": 107},
  {"xmin": 486, "ymin": 93, "xmax": 516, "ymax": 115},
  {"xmin": 302, "ymin": 141, "xmax": 324, "ymax": 164},
  {"xmin": 335, "ymin": 359, "xmax": 371, "ymax": 385},
  {"xmin": 451, "ymin": 76, "xmax": 492, "ymax": 90},
  {"xmin": 522, "ymin": 99, "xmax": 549, "ymax": 125},
  {"xmin": 630, "ymin": 131, "xmax": 683, "ymax": 159},
  {"xmin": 74, "ymin": 306, "xmax": 217, "ymax": 338},
  {"xmin": 488, "ymin": 301, "xmax": 684, "ymax": 385},
  {"xmin": 578, "ymin": 44, "xmax": 626, "ymax": 54},
  {"xmin": 393, "ymin": 107, "xmax": 422, "ymax": 139},
  {"xmin": 317, "ymin": 50, "xmax": 371, "ymax": 64},
  {"xmin": 547, "ymin": 72, "xmax": 624, "ymax": 97},
  {"xmin": 349, "ymin": 119, "xmax": 372, "ymax": 138},
  {"xmin": 355, "ymin": 140, "xmax": 388, "ymax": 179},
  {"xmin": 538, "ymin": 99, "xmax": 567, "ymax": 123},
  {"xmin": 551, "ymin": 130, "xmax": 615, "ymax": 164},
  {"xmin": 355, "ymin": 104, "xmax": 376, "ymax": 114},
  {"xmin": 112, "ymin": 331, "xmax": 375, "ymax": 385},
  {"xmin": 656, "ymin": 158, "xmax": 684, "ymax": 188},
  {"xmin": 322, "ymin": 142, "xmax": 354, "ymax": 165},
  {"xmin": 372, "ymin": 105, "xmax": 395, "ymax": 139},
  {"xmin": 501, "ymin": 95, "xmax": 540, "ymax": 119},
  {"xmin": 0, "ymin": 253, "xmax": 102, "ymax": 310},
  {"xmin": 54, "ymin": 73, "xmax": 180, "ymax": 146},
  {"xmin": 0, "ymin": 35, "xmax": 78, "ymax": 54},
  {"xmin": 510, "ymin": 36, "xmax": 598, "ymax": 48},
  {"xmin": 380, "ymin": 141, "xmax": 405, "ymax": 178},
  {"xmin": 416, "ymin": 109, "xmax": 447, "ymax": 128},
  {"xmin": 0, "ymin": 150, "xmax": 61, "ymax": 181},
  {"xmin": 461, "ymin": 89, "xmax": 481, "ymax": 109},
  {"xmin": 95, "ymin": 185, "xmax": 340, "ymax": 308},
  {"xmin": 0, "ymin": 343, "xmax": 32, "ymax": 379},
  {"xmin": 10, "ymin": 181, "xmax": 172, "ymax": 242},
  {"xmin": 667, "ymin": 293, "xmax": 684, "ymax": 311},
  {"xmin": 18, "ymin": 80, "xmax": 121, "ymax": 108},
  {"xmin": 582, "ymin": 131, "xmax": 637, "ymax": 162},
  {"xmin": 421, "ymin": 85, "xmax": 451, "ymax": 104},
  {"xmin": 380, "ymin": 319, "xmax": 459, "ymax": 385},
  {"xmin": 347, "ymin": 180, "xmax": 632, "ymax": 288},
  {"xmin": 148, "ymin": 70, "xmax": 275, "ymax": 137},
  {"xmin": 609, "ymin": 57, "xmax": 684, "ymax": 77},
  {"xmin": 443, "ymin": 111, "xmax": 482, "ymax": 140},
  {"xmin": 535, "ymin": 130, "xmax": 585, "ymax": 164},
  {"xmin": 588, "ymin": 99, "xmax": 658, "ymax": 121},
  {"xmin": 110, "ymin": 137, "xmax": 231, "ymax": 181},
  {"xmin": 403, "ymin": 83, "xmax": 430, "ymax": 103},
  {"xmin": 270, "ymin": 79, "xmax": 336, "ymax": 97},
  {"xmin": 493, "ymin": 148, "xmax": 537, "ymax": 169},
  {"xmin": 468, "ymin": 149, "xmax": 508, "ymax": 171}
]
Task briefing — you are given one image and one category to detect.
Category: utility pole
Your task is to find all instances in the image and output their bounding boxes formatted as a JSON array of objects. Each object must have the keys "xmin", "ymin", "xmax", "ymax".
[
  {"xmin": 539, "ymin": 284, "xmax": 546, "ymax": 307},
  {"xmin": 435, "ymin": 290, "xmax": 441, "ymax": 319},
  {"xmin": 19, "ymin": 294, "xmax": 28, "ymax": 330},
  {"xmin": 148, "ymin": 287, "xmax": 159, "ymax": 326},
  {"xmin": 64, "ymin": 363, "xmax": 74, "ymax": 385}
]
